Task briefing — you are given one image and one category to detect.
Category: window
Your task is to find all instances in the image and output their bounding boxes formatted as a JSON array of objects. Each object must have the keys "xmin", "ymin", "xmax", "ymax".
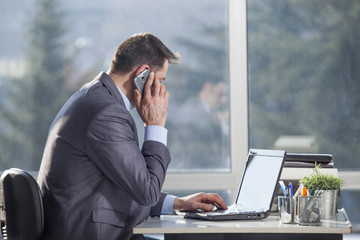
[
  {"xmin": 247, "ymin": 0, "xmax": 360, "ymax": 232},
  {"xmin": 0, "ymin": 0, "xmax": 236, "ymax": 203}
]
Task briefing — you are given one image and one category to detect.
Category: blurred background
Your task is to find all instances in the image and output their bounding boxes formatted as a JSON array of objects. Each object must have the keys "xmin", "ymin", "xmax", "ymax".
[{"xmin": 0, "ymin": 0, "xmax": 359, "ymax": 236}]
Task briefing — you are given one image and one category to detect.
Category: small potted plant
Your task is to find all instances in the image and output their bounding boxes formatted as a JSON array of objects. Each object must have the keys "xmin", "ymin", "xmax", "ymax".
[{"xmin": 299, "ymin": 163, "xmax": 344, "ymax": 219}]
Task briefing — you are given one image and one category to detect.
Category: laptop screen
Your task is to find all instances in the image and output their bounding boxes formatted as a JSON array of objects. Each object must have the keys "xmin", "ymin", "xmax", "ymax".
[{"xmin": 235, "ymin": 149, "xmax": 286, "ymax": 211}]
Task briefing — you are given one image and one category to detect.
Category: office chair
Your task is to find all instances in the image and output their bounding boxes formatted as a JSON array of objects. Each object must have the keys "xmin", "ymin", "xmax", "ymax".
[{"xmin": 0, "ymin": 168, "xmax": 44, "ymax": 240}]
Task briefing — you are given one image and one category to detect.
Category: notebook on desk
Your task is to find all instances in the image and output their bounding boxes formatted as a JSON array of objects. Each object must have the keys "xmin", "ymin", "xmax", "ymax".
[{"xmin": 184, "ymin": 149, "xmax": 286, "ymax": 221}]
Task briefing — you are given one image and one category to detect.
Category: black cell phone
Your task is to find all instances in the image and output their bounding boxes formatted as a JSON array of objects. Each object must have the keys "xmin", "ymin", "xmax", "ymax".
[{"xmin": 133, "ymin": 69, "xmax": 150, "ymax": 96}]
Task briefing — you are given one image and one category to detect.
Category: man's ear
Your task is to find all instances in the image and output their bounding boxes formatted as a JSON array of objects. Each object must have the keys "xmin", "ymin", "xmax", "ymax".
[{"xmin": 135, "ymin": 64, "xmax": 150, "ymax": 76}]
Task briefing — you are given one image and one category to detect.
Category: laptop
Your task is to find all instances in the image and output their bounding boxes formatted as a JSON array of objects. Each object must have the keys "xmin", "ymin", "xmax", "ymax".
[{"xmin": 184, "ymin": 149, "xmax": 286, "ymax": 221}]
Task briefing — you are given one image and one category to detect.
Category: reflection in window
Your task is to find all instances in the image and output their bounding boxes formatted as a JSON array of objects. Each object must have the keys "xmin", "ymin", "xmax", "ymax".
[{"xmin": 167, "ymin": 25, "xmax": 230, "ymax": 171}]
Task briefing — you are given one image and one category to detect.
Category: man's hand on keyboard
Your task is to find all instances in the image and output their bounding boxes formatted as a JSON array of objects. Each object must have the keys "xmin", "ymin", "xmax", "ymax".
[{"xmin": 173, "ymin": 192, "xmax": 228, "ymax": 212}]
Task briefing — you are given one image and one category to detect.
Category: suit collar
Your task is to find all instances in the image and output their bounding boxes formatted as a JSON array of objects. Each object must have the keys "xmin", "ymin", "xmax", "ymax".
[
  {"xmin": 96, "ymin": 72, "xmax": 139, "ymax": 145},
  {"xmin": 97, "ymin": 71, "xmax": 124, "ymax": 104},
  {"xmin": 97, "ymin": 72, "xmax": 133, "ymax": 111}
]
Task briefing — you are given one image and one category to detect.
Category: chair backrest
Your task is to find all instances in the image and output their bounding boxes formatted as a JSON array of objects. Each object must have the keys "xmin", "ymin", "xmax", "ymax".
[{"xmin": 0, "ymin": 168, "xmax": 44, "ymax": 240}]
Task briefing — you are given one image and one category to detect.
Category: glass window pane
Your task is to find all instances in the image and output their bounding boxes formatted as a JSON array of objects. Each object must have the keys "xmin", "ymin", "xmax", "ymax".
[
  {"xmin": 0, "ymin": 0, "xmax": 230, "ymax": 172},
  {"xmin": 247, "ymin": 0, "xmax": 360, "ymax": 233},
  {"xmin": 165, "ymin": 6, "xmax": 230, "ymax": 172},
  {"xmin": 247, "ymin": 0, "xmax": 360, "ymax": 170}
]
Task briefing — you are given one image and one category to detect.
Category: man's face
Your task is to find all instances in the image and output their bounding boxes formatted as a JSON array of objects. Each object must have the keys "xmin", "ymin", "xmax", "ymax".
[{"xmin": 209, "ymin": 81, "xmax": 227, "ymax": 110}]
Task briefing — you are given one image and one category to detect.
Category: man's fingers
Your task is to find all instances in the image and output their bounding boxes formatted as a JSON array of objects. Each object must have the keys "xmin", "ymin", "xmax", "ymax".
[
  {"xmin": 195, "ymin": 202, "xmax": 214, "ymax": 212},
  {"xmin": 164, "ymin": 90, "xmax": 169, "ymax": 108},
  {"xmin": 200, "ymin": 193, "xmax": 228, "ymax": 210},
  {"xmin": 173, "ymin": 192, "xmax": 228, "ymax": 212},
  {"xmin": 144, "ymin": 72, "xmax": 154, "ymax": 97},
  {"xmin": 159, "ymin": 84, "xmax": 166, "ymax": 96},
  {"xmin": 152, "ymin": 78, "xmax": 161, "ymax": 96}
]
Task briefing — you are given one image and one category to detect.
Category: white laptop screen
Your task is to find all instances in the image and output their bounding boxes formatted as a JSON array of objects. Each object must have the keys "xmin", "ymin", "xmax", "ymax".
[{"xmin": 235, "ymin": 149, "xmax": 285, "ymax": 211}]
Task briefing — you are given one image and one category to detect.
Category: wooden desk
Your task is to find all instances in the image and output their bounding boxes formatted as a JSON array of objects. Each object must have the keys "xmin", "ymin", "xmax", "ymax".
[{"xmin": 134, "ymin": 208, "xmax": 352, "ymax": 240}]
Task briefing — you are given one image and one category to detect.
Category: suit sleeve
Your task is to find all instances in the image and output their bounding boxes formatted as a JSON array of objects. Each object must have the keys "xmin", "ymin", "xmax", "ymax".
[
  {"xmin": 150, "ymin": 192, "xmax": 167, "ymax": 216},
  {"xmin": 85, "ymin": 103, "xmax": 171, "ymax": 207}
]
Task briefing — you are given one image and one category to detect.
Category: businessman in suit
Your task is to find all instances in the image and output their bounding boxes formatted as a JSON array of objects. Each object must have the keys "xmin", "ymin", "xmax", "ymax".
[
  {"xmin": 37, "ymin": 33, "xmax": 227, "ymax": 240},
  {"xmin": 169, "ymin": 79, "xmax": 229, "ymax": 169}
]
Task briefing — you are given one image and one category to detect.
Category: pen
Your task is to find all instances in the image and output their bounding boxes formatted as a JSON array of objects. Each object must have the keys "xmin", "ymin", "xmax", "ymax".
[
  {"xmin": 310, "ymin": 188, "xmax": 315, "ymax": 196},
  {"xmin": 302, "ymin": 186, "xmax": 307, "ymax": 196},
  {"xmin": 279, "ymin": 181, "xmax": 287, "ymax": 197},
  {"xmin": 294, "ymin": 185, "xmax": 301, "ymax": 198},
  {"xmin": 288, "ymin": 182, "xmax": 293, "ymax": 197}
]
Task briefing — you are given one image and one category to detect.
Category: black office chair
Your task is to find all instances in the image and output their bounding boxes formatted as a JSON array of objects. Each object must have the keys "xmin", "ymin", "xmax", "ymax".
[{"xmin": 0, "ymin": 168, "xmax": 44, "ymax": 240}]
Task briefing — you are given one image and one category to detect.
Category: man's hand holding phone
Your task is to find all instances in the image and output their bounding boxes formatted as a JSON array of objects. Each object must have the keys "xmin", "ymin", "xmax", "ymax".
[{"xmin": 134, "ymin": 71, "xmax": 169, "ymax": 127}]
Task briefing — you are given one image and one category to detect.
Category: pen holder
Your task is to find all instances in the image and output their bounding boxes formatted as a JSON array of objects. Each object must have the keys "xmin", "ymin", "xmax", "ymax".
[
  {"xmin": 278, "ymin": 196, "xmax": 296, "ymax": 224},
  {"xmin": 297, "ymin": 196, "xmax": 322, "ymax": 226}
]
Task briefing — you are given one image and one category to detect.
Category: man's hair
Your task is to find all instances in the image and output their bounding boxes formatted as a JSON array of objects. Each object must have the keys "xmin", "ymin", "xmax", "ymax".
[{"xmin": 110, "ymin": 33, "xmax": 180, "ymax": 74}]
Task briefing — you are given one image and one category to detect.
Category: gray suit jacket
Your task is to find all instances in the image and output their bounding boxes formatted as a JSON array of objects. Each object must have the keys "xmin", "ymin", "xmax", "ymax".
[{"xmin": 37, "ymin": 72, "xmax": 171, "ymax": 240}]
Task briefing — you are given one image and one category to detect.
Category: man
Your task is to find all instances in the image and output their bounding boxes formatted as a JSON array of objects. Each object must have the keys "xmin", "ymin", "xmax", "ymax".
[
  {"xmin": 168, "ymin": 79, "xmax": 230, "ymax": 169},
  {"xmin": 37, "ymin": 33, "xmax": 227, "ymax": 240}
]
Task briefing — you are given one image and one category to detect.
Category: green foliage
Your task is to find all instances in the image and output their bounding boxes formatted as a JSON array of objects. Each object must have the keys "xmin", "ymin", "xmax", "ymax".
[
  {"xmin": 300, "ymin": 164, "xmax": 345, "ymax": 190},
  {"xmin": 248, "ymin": 0, "xmax": 360, "ymax": 168},
  {"xmin": 0, "ymin": 0, "xmax": 70, "ymax": 170}
]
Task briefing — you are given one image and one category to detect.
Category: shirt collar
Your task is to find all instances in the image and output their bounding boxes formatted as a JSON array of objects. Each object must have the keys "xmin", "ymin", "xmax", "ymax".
[{"xmin": 116, "ymin": 85, "xmax": 133, "ymax": 111}]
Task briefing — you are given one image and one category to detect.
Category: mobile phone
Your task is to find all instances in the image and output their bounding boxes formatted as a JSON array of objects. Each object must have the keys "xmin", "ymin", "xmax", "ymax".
[{"xmin": 133, "ymin": 69, "xmax": 150, "ymax": 96}]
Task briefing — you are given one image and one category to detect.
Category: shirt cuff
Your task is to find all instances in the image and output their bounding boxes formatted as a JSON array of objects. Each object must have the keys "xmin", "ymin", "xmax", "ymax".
[
  {"xmin": 161, "ymin": 194, "xmax": 176, "ymax": 215},
  {"xmin": 144, "ymin": 125, "xmax": 168, "ymax": 146}
]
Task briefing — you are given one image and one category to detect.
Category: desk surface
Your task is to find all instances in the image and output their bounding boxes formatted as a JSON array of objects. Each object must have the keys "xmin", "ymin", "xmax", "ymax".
[{"xmin": 134, "ymin": 208, "xmax": 352, "ymax": 235}]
